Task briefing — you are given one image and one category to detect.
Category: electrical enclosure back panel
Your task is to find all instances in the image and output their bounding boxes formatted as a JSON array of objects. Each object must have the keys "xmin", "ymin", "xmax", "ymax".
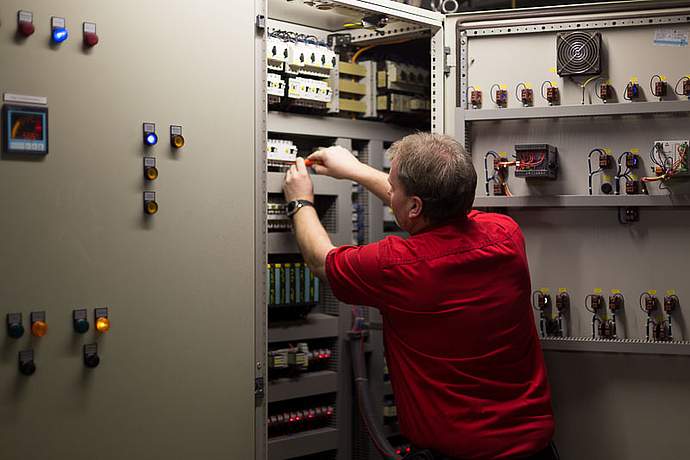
[
  {"xmin": 0, "ymin": 1, "xmax": 257, "ymax": 459},
  {"xmin": 515, "ymin": 144, "xmax": 559, "ymax": 179}
]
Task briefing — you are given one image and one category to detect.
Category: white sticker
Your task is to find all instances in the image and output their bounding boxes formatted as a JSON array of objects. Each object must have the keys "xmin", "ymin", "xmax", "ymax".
[
  {"xmin": 654, "ymin": 28, "xmax": 689, "ymax": 47},
  {"xmin": 51, "ymin": 17, "xmax": 66, "ymax": 28},
  {"xmin": 19, "ymin": 11, "xmax": 33, "ymax": 23},
  {"xmin": 83, "ymin": 22, "xmax": 97, "ymax": 34},
  {"xmin": 3, "ymin": 93, "xmax": 47, "ymax": 105}
]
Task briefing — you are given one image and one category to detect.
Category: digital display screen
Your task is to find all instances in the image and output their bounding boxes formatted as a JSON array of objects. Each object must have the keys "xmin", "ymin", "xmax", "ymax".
[{"xmin": 2, "ymin": 104, "xmax": 48, "ymax": 154}]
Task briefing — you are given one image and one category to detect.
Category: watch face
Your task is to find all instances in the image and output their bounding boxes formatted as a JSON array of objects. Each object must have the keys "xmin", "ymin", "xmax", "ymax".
[{"xmin": 286, "ymin": 201, "xmax": 297, "ymax": 215}]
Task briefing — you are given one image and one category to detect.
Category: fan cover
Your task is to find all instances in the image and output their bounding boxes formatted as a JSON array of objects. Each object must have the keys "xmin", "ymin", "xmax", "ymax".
[{"xmin": 557, "ymin": 31, "xmax": 602, "ymax": 76}]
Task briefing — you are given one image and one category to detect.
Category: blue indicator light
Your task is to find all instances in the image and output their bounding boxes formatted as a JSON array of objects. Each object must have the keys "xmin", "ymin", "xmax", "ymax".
[
  {"xmin": 145, "ymin": 133, "xmax": 158, "ymax": 146},
  {"xmin": 52, "ymin": 27, "xmax": 69, "ymax": 43}
]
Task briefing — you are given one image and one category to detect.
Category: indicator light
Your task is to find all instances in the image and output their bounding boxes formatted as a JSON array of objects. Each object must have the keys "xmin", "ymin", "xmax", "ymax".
[
  {"xmin": 144, "ymin": 191, "xmax": 158, "ymax": 215},
  {"xmin": 143, "ymin": 122, "xmax": 157, "ymax": 146},
  {"xmin": 30, "ymin": 311, "xmax": 48, "ymax": 337},
  {"xmin": 73, "ymin": 309, "xmax": 89, "ymax": 333},
  {"xmin": 7, "ymin": 313, "xmax": 24, "ymax": 339},
  {"xmin": 19, "ymin": 350, "xmax": 36, "ymax": 376},
  {"xmin": 52, "ymin": 27, "xmax": 68, "ymax": 43},
  {"xmin": 51, "ymin": 17, "xmax": 69, "ymax": 44},
  {"xmin": 170, "ymin": 125, "xmax": 184, "ymax": 149},
  {"xmin": 144, "ymin": 157, "xmax": 158, "ymax": 181},
  {"xmin": 95, "ymin": 307, "xmax": 110, "ymax": 333},
  {"xmin": 145, "ymin": 132, "xmax": 158, "ymax": 146}
]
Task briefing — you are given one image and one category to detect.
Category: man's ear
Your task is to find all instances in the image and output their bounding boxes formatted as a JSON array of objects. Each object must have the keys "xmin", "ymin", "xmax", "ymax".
[{"xmin": 409, "ymin": 196, "xmax": 423, "ymax": 219}]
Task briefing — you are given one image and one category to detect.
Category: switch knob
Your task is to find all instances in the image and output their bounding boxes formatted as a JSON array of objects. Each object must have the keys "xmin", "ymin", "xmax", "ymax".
[
  {"xmin": 83, "ymin": 343, "xmax": 100, "ymax": 368},
  {"xmin": 19, "ymin": 350, "xmax": 36, "ymax": 376},
  {"xmin": 144, "ymin": 157, "xmax": 158, "ymax": 181},
  {"xmin": 83, "ymin": 22, "xmax": 99, "ymax": 47},
  {"xmin": 73, "ymin": 309, "xmax": 90, "ymax": 333},
  {"xmin": 17, "ymin": 11, "xmax": 35, "ymax": 37},
  {"xmin": 7, "ymin": 313, "xmax": 24, "ymax": 339},
  {"xmin": 143, "ymin": 192, "xmax": 158, "ymax": 215},
  {"xmin": 30, "ymin": 311, "xmax": 48, "ymax": 337}
]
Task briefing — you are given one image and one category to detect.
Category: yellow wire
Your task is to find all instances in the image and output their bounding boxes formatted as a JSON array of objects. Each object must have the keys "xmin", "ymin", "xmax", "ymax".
[
  {"xmin": 581, "ymin": 76, "xmax": 599, "ymax": 89},
  {"xmin": 351, "ymin": 45, "xmax": 375, "ymax": 63}
]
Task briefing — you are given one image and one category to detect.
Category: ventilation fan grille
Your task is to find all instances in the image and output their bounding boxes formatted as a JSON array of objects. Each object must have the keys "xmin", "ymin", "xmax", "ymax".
[{"xmin": 557, "ymin": 31, "xmax": 602, "ymax": 76}]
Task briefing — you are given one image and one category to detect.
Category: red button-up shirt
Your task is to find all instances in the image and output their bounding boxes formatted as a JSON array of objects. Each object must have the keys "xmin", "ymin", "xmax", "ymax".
[{"xmin": 326, "ymin": 211, "xmax": 554, "ymax": 459}]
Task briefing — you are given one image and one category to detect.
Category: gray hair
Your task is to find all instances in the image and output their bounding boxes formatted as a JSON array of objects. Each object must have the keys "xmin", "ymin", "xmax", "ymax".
[{"xmin": 389, "ymin": 132, "xmax": 476, "ymax": 224}]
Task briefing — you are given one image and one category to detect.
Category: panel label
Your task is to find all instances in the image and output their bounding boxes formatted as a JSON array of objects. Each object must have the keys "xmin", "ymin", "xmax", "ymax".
[{"xmin": 654, "ymin": 28, "xmax": 689, "ymax": 47}]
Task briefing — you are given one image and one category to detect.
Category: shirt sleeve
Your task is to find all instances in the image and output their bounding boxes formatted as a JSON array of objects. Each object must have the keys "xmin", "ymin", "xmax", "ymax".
[{"xmin": 325, "ymin": 242, "xmax": 385, "ymax": 308}]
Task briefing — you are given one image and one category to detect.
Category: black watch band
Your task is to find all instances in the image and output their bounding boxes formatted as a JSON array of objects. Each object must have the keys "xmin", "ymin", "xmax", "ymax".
[{"xmin": 286, "ymin": 199, "xmax": 315, "ymax": 218}]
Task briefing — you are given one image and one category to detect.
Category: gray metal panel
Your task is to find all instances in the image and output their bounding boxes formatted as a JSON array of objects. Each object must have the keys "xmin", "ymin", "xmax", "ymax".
[
  {"xmin": 474, "ymin": 194, "xmax": 690, "ymax": 207},
  {"xmin": 0, "ymin": 1, "xmax": 257, "ymax": 459},
  {"xmin": 268, "ymin": 370, "xmax": 339, "ymax": 402},
  {"xmin": 450, "ymin": 5, "xmax": 690, "ymax": 460},
  {"xmin": 464, "ymin": 101, "xmax": 690, "ymax": 121},
  {"xmin": 268, "ymin": 313, "xmax": 339, "ymax": 343},
  {"xmin": 268, "ymin": 427, "xmax": 339, "ymax": 460}
]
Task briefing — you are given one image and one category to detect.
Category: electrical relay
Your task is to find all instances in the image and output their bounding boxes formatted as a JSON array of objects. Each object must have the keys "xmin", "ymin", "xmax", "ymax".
[{"xmin": 514, "ymin": 144, "xmax": 559, "ymax": 179}]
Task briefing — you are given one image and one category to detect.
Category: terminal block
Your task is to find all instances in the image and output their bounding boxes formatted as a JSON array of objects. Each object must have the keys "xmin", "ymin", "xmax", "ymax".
[
  {"xmin": 555, "ymin": 291, "xmax": 570, "ymax": 313},
  {"xmin": 608, "ymin": 293, "xmax": 624, "ymax": 312},
  {"xmin": 599, "ymin": 152, "xmax": 613, "ymax": 169},
  {"xmin": 683, "ymin": 79, "xmax": 690, "ymax": 97},
  {"xmin": 625, "ymin": 152, "xmax": 640, "ymax": 170},
  {"xmin": 625, "ymin": 82, "xmax": 640, "ymax": 100},
  {"xmin": 599, "ymin": 83, "xmax": 612, "ymax": 102},
  {"xmin": 514, "ymin": 144, "xmax": 559, "ymax": 179},
  {"xmin": 470, "ymin": 90, "xmax": 482, "ymax": 109},
  {"xmin": 546, "ymin": 86, "xmax": 560, "ymax": 105},
  {"xmin": 653, "ymin": 80, "xmax": 667, "ymax": 99},
  {"xmin": 533, "ymin": 291, "xmax": 552, "ymax": 311},
  {"xmin": 495, "ymin": 89, "xmax": 508, "ymax": 108},
  {"xmin": 664, "ymin": 295, "xmax": 679, "ymax": 314},
  {"xmin": 268, "ymin": 405, "xmax": 334, "ymax": 437},
  {"xmin": 598, "ymin": 320, "xmax": 616, "ymax": 340},
  {"xmin": 589, "ymin": 294, "xmax": 605, "ymax": 311},
  {"xmin": 643, "ymin": 293, "xmax": 658, "ymax": 313},
  {"xmin": 520, "ymin": 88, "xmax": 534, "ymax": 107},
  {"xmin": 625, "ymin": 179, "xmax": 642, "ymax": 195}
]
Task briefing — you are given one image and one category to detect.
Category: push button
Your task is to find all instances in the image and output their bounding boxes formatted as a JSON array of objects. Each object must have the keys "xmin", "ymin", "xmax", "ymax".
[
  {"xmin": 19, "ymin": 349, "xmax": 36, "ymax": 376},
  {"xmin": 143, "ymin": 123, "xmax": 158, "ymax": 146},
  {"xmin": 73, "ymin": 309, "xmax": 89, "ymax": 333},
  {"xmin": 83, "ymin": 22, "xmax": 99, "ymax": 47},
  {"xmin": 30, "ymin": 311, "xmax": 48, "ymax": 337},
  {"xmin": 83, "ymin": 343, "xmax": 100, "ymax": 368},
  {"xmin": 51, "ymin": 17, "xmax": 69, "ymax": 44},
  {"xmin": 17, "ymin": 11, "xmax": 35, "ymax": 37},
  {"xmin": 7, "ymin": 313, "xmax": 24, "ymax": 339}
]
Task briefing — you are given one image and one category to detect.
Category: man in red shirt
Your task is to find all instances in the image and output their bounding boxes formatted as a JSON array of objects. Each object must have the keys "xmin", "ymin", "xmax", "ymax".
[{"xmin": 283, "ymin": 133, "xmax": 556, "ymax": 460}]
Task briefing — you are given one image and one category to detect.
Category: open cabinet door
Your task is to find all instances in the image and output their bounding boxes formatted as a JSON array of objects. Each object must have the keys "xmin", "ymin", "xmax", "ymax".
[{"xmin": 0, "ymin": 1, "xmax": 259, "ymax": 459}]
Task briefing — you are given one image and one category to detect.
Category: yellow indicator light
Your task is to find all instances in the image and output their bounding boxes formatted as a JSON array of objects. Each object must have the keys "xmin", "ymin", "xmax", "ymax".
[
  {"xmin": 171, "ymin": 134, "xmax": 185, "ymax": 149},
  {"xmin": 145, "ymin": 166, "xmax": 158, "ymax": 181},
  {"xmin": 31, "ymin": 320, "xmax": 48, "ymax": 337},
  {"xmin": 96, "ymin": 316, "xmax": 110, "ymax": 333},
  {"xmin": 145, "ymin": 201, "xmax": 158, "ymax": 215}
]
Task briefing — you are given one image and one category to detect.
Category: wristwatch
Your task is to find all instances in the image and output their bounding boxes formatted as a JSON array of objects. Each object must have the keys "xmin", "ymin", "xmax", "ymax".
[{"xmin": 286, "ymin": 199, "xmax": 315, "ymax": 218}]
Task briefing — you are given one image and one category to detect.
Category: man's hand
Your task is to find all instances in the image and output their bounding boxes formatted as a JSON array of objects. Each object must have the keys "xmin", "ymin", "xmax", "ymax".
[
  {"xmin": 308, "ymin": 146, "xmax": 365, "ymax": 180},
  {"xmin": 284, "ymin": 158, "xmax": 314, "ymax": 203}
]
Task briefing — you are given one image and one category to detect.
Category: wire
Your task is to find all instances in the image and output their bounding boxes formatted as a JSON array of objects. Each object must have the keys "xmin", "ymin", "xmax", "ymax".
[
  {"xmin": 588, "ymin": 148, "xmax": 605, "ymax": 195},
  {"xmin": 490, "ymin": 84, "xmax": 500, "ymax": 104},
  {"xmin": 674, "ymin": 76, "xmax": 690, "ymax": 96},
  {"xmin": 622, "ymin": 82, "xmax": 633, "ymax": 101},
  {"xmin": 484, "ymin": 151, "xmax": 498, "ymax": 196},
  {"xmin": 532, "ymin": 291, "xmax": 544, "ymax": 312},
  {"xmin": 351, "ymin": 45, "xmax": 376, "ymax": 63},
  {"xmin": 584, "ymin": 295, "xmax": 596, "ymax": 314},
  {"xmin": 541, "ymin": 80, "xmax": 553, "ymax": 101},
  {"xmin": 575, "ymin": 75, "xmax": 600, "ymax": 104},
  {"xmin": 649, "ymin": 74, "xmax": 662, "ymax": 95},
  {"xmin": 515, "ymin": 82, "xmax": 527, "ymax": 103}
]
